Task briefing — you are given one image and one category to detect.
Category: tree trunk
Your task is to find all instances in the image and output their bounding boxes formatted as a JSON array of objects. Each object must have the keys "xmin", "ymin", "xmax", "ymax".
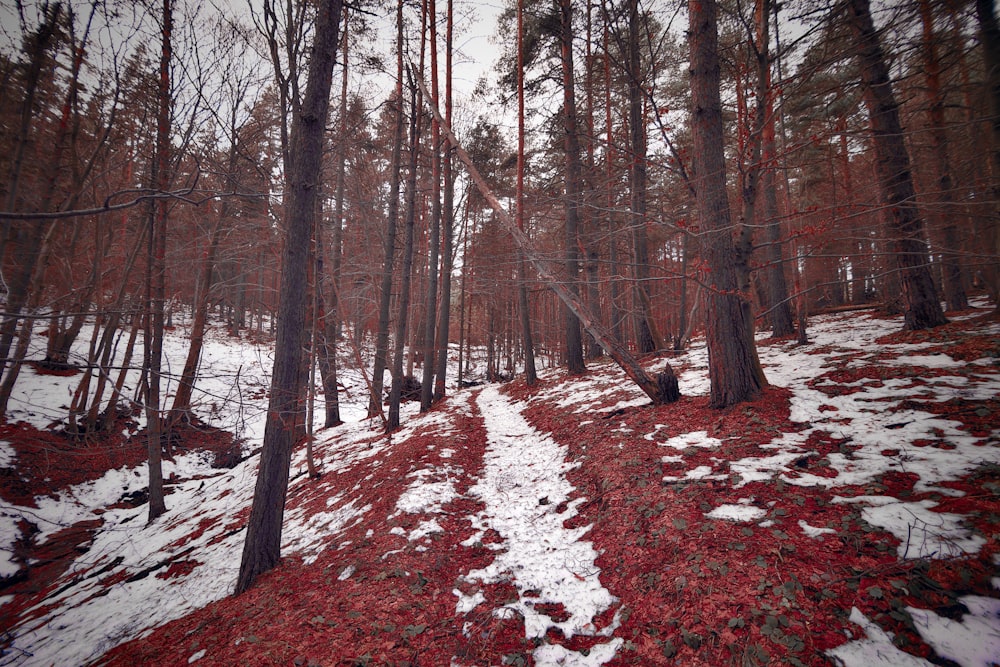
[
  {"xmin": 235, "ymin": 0, "xmax": 343, "ymax": 595},
  {"xmin": 756, "ymin": 0, "xmax": 794, "ymax": 337},
  {"xmin": 560, "ymin": 0, "xmax": 585, "ymax": 375},
  {"xmin": 433, "ymin": 0, "xmax": 456, "ymax": 400},
  {"xmin": 389, "ymin": 78, "xmax": 421, "ymax": 431},
  {"xmin": 368, "ymin": 0, "xmax": 405, "ymax": 420},
  {"xmin": 628, "ymin": 0, "xmax": 663, "ymax": 354},
  {"xmin": 689, "ymin": 0, "xmax": 766, "ymax": 408},
  {"xmin": 515, "ymin": 0, "xmax": 537, "ymax": 386},
  {"xmin": 976, "ymin": 0, "xmax": 1000, "ymax": 310},
  {"xmin": 918, "ymin": 0, "xmax": 967, "ymax": 312},
  {"xmin": 145, "ymin": 0, "xmax": 173, "ymax": 523},
  {"xmin": 420, "ymin": 0, "xmax": 441, "ymax": 412},
  {"xmin": 847, "ymin": 0, "xmax": 947, "ymax": 330}
]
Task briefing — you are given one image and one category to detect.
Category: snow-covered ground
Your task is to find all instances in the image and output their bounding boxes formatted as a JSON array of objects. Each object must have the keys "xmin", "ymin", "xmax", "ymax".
[{"xmin": 0, "ymin": 305, "xmax": 999, "ymax": 666}]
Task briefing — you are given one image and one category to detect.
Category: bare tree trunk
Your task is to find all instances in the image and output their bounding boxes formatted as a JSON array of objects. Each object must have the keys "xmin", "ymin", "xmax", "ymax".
[
  {"xmin": 689, "ymin": 0, "xmax": 767, "ymax": 408},
  {"xmin": 368, "ymin": 0, "xmax": 405, "ymax": 419},
  {"xmin": 628, "ymin": 0, "xmax": 663, "ymax": 354},
  {"xmin": 433, "ymin": 0, "xmax": 456, "ymax": 400},
  {"xmin": 918, "ymin": 0, "xmax": 967, "ymax": 312},
  {"xmin": 389, "ymin": 78, "xmax": 421, "ymax": 431},
  {"xmin": 515, "ymin": 0, "xmax": 537, "ymax": 386},
  {"xmin": 756, "ymin": 0, "xmax": 794, "ymax": 337},
  {"xmin": 847, "ymin": 0, "xmax": 947, "ymax": 330},
  {"xmin": 559, "ymin": 0, "xmax": 585, "ymax": 375},
  {"xmin": 235, "ymin": 0, "xmax": 343, "ymax": 595},
  {"xmin": 420, "ymin": 0, "xmax": 441, "ymax": 412},
  {"xmin": 976, "ymin": 0, "xmax": 1000, "ymax": 310},
  {"xmin": 145, "ymin": 0, "xmax": 173, "ymax": 523}
]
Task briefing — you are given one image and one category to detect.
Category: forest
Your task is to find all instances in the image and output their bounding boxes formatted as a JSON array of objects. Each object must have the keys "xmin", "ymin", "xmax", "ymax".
[{"xmin": 1, "ymin": 0, "xmax": 999, "ymax": 664}]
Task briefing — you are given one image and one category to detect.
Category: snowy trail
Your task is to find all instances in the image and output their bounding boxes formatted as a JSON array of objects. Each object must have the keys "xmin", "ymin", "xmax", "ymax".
[{"xmin": 455, "ymin": 385, "xmax": 622, "ymax": 666}]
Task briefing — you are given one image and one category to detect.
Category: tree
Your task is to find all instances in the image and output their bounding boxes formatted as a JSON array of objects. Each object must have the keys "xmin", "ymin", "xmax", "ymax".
[
  {"xmin": 689, "ymin": 0, "xmax": 767, "ymax": 408},
  {"xmin": 516, "ymin": 0, "xmax": 537, "ymax": 386},
  {"xmin": 846, "ymin": 0, "xmax": 947, "ymax": 331},
  {"xmin": 235, "ymin": 0, "xmax": 343, "ymax": 595},
  {"xmin": 559, "ymin": 0, "xmax": 585, "ymax": 374},
  {"xmin": 626, "ymin": 0, "xmax": 663, "ymax": 354}
]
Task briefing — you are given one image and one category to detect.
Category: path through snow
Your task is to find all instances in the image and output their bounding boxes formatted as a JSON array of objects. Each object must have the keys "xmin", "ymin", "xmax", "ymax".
[{"xmin": 454, "ymin": 385, "xmax": 622, "ymax": 666}]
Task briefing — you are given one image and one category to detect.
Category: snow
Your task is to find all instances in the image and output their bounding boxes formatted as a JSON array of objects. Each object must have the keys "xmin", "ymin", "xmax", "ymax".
[
  {"xmin": 705, "ymin": 503, "xmax": 767, "ymax": 522},
  {"xmin": 2, "ymin": 304, "xmax": 999, "ymax": 665},
  {"xmin": 0, "ymin": 439, "xmax": 14, "ymax": 467},
  {"xmin": 832, "ymin": 496, "xmax": 986, "ymax": 559},
  {"xmin": 798, "ymin": 519, "xmax": 837, "ymax": 538},
  {"xmin": 458, "ymin": 385, "xmax": 622, "ymax": 665}
]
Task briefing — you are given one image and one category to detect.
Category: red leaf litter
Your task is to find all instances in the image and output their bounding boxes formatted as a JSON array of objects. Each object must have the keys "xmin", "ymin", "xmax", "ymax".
[{"xmin": 3, "ymin": 305, "xmax": 1000, "ymax": 666}]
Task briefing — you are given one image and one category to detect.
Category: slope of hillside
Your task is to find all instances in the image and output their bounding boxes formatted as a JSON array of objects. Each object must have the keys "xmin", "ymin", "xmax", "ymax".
[{"xmin": 1, "ymin": 305, "xmax": 999, "ymax": 666}]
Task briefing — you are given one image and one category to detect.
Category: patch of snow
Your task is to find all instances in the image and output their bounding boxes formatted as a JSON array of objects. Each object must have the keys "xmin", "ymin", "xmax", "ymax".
[
  {"xmin": 453, "ymin": 589, "xmax": 485, "ymax": 614},
  {"xmin": 408, "ymin": 519, "xmax": 443, "ymax": 541},
  {"xmin": 798, "ymin": 520, "xmax": 836, "ymax": 538},
  {"xmin": 856, "ymin": 498, "xmax": 984, "ymax": 559},
  {"xmin": 906, "ymin": 596, "xmax": 1000, "ymax": 667},
  {"xmin": 705, "ymin": 504, "xmax": 767, "ymax": 522},
  {"xmin": 658, "ymin": 430, "xmax": 722, "ymax": 450},
  {"xmin": 0, "ymin": 440, "xmax": 14, "ymax": 467},
  {"xmin": 338, "ymin": 565, "xmax": 355, "ymax": 581},
  {"xmin": 458, "ymin": 386, "xmax": 621, "ymax": 661},
  {"xmin": 826, "ymin": 607, "xmax": 934, "ymax": 666},
  {"xmin": 188, "ymin": 649, "xmax": 206, "ymax": 663},
  {"xmin": 533, "ymin": 638, "xmax": 625, "ymax": 667}
]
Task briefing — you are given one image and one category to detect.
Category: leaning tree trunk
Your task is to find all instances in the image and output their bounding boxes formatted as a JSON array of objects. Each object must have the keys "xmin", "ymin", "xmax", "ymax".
[
  {"xmin": 414, "ymin": 73, "xmax": 679, "ymax": 405},
  {"xmin": 689, "ymin": 0, "xmax": 767, "ymax": 409},
  {"xmin": 847, "ymin": 0, "xmax": 947, "ymax": 330},
  {"xmin": 235, "ymin": 0, "xmax": 343, "ymax": 595}
]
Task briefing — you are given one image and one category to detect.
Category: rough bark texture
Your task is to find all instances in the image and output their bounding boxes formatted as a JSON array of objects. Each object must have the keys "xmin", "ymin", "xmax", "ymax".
[
  {"xmin": 976, "ymin": 0, "xmax": 1000, "ymax": 310},
  {"xmin": 560, "ymin": 0, "xmax": 585, "ymax": 375},
  {"xmin": 847, "ymin": 0, "xmax": 947, "ymax": 330},
  {"xmin": 628, "ymin": 0, "xmax": 662, "ymax": 354},
  {"xmin": 918, "ymin": 0, "xmax": 966, "ymax": 312},
  {"xmin": 689, "ymin": 0, "xmax": 766, "ymax": 409},
  {"xmin": 368, "ymin": 0, "xmax": 405, "ymax": 419},
  {"xmin": 235, "ymin": 0, "xmax": 343, "ymax": 595},
  {"xmin": 756, "ymin": 0, "xmax": 794, "ymax": 337},
  {"xmin": 145, "ymin": 0, "xmax": 172, "ymax": 523},
  {"xmin": 516, "ymin": 0, "xmax": 537, "ymax": 386}
]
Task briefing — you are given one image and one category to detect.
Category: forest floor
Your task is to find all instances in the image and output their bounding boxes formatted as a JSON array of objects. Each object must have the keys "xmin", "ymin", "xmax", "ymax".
[{"xmin": 1, "ymin": 304, "xmax": 999, "ymax": 666}]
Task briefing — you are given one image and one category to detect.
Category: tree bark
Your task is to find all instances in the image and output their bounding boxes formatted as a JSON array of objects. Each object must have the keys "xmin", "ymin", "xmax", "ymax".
[
  {"xmin": 235, "ymin": 0, "xmax": 343, "ymax": 595},
  {"xmin": 976, "ymin": 0, "xmax": 1000, "ymax": 310},
  {"xmin": 559, "ymin": 0, "xmax": 585, "ymax": 375},
  {"xmin": 628, "ymin": 0, "xmax": 663, "ymax": 354},
  {"xmin": 689, "ymin": 0, "xmax": 767, "ymax": 408},
  {"xmin": 846, "ymin": 0, "xmax": 947, "ymax": 330},
  {"xmin": 145, "ymin": 0, "xmax": 173, "ymax": 523},
  {"xmin": 918, "ymin": 0, "xmax": 967, "ymax": 312},
  {"xmin": 516, "ymin": 0, "xmax": 537, "ymax": 386},
  {"xmin": 368, "ymin": 0, "xmax": 405, "ymax": 420},
  {"xmin": 433, "ymin": 0, "xmax": 456, "ymax": 400}
]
